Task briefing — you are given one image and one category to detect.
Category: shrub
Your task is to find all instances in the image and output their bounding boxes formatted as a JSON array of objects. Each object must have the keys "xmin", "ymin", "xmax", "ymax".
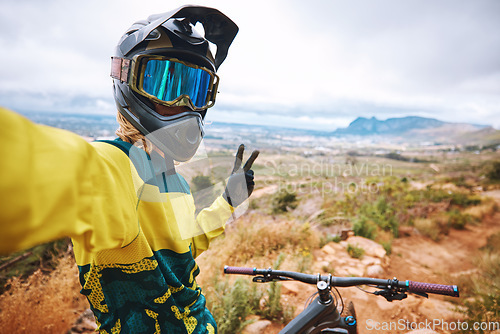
[
  {"xmin": 447, "ymin": 209, "xmax": 474, "ymax": 230},
  {"xmin": 206, "ymin": 277, "xmax": 260, "ymax": 334},
  {"xmin": 485, "ymin": 160, "xmax": 500, "ymax": 182},
  {"xmin": 414, "ymin": 218, "xmax": 440, "ymax": 241},
  {"xmin": 347, "ymin": 244, "xmax": 365, "ymax": 259},
  {"xmin": 459, "ymin": 251, "xmax": 500, "ymax": 333},
  {"xmin": 353, "ymin": 216, "xmax": 377, "ymax": 240},
  {"xmin": 319, "ymin": 235, "xmax": 341, "ymax": 248},
  {"xmin": 450, "ymin": 193, "xmax": 481, "ymax": 207},
  {"xmin": 464, "ymin": 199, "xmax": 498, "ymax": 220},
  {"xmin": 257, "ymin": 254, "xmax": 295, "ymax": 324},
  {"xmin": 271, "ymin": 189, "xmax": 298, "ymax": 213},
  {"xmin": 422, "ymin": 188, "xmax": 481, "ymax": 207},
  {"xmin": 191, "ymin": 175, "xmax": 213, "ymax": 192},
  {"xmin": 295, "ymin": 248, "xmax": 313, "ymax": 273},
  {"xmin": 381, "ymin": 241, "xmax": 392, "ymax": 255}
]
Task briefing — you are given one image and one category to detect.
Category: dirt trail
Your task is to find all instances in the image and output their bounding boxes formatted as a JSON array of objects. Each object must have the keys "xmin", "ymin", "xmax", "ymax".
[
  {"xmin": 388, "ymin": 189, "xmax": 500, "ymax": 283},
  {"xmin": 387, "ymin": 212, "xmax": 499, "ymax": 282},
  {"xmin": 258, "ymin": 194, "xmax": 500, "ymax": 334}
]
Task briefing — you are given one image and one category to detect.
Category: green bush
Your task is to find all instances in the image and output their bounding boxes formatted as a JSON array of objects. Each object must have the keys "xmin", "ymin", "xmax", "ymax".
[
  {"xmin": 381, "ymin": 241, "xmax": 392, "ymax": 255},
  {"xmin": 485, "ymin": 160, "xmax": 500, "ymax": 182},
  {"xmin": 272, "ymin": 189, "xmax": 298, "ymax": 213},
  {"xmin": 257, "ymin": 254, "xmax": 295, "ymax": 323},
  {"xmin": 322, "ymin": 176, "xmax": 486, "ymax": 245},
  {"xmin": 447, "ymin": 209, "xmax": 474, "ymax": 230},
  {"xmin": 353, "ymin": 216, "xmax": 377, "ymax": 240},
  {"xmin": 356, "ymin": 197, "xmax": 399, "ymax": 238},
  {"xmin": 450, "ymin": 193, "xmax": 481, "ymax": 207},
  {"xmin": 191, "ymin": 175, "xmax": 213, "ymax": 192},
  {"xmin": 319, "ymin": 235, "xmax": 342, "ymax": 247},
  {"xmin": 347, "ymin": 244, "xmax": 365, "ymax": 259},
  {"xmin": 422, "ymin": 188, "xmax": 481, "ymax": 207},
  {"xmin": 208, "ymin": 277, "xmax": 260, "ymax": 334}
]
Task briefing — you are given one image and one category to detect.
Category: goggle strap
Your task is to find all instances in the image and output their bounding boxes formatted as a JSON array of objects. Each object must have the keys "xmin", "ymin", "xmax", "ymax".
[{"xmin": 110, "ymin": 57, "xmax": 131, "ymax": 82}]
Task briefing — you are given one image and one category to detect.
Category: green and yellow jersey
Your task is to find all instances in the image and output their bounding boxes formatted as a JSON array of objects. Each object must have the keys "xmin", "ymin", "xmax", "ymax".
[{"xmin": 0, "ymin": 107, "xmax": 233, "ymax": 333}]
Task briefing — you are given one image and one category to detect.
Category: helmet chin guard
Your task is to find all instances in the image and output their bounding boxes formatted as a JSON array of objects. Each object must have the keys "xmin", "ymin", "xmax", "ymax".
[{"xmin": 145, "ymin": 114, "xmax": 204, "ymax": 163}]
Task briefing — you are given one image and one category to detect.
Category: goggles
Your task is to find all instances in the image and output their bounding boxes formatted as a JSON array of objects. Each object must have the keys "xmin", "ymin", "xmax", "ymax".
[{"xmin": 111, "ymin": 55, "xmax": 219, "ymax": 111}]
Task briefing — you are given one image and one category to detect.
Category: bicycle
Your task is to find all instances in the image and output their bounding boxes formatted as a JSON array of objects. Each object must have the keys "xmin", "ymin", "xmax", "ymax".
[{"xmin": 224, "ymin": 266, "xmax": 460, "ymax": 334}]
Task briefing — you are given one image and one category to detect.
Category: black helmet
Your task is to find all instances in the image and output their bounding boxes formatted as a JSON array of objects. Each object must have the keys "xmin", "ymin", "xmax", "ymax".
[{"xmin": 111, "ymin": 5, "xmax": 238, "ymax": 161}]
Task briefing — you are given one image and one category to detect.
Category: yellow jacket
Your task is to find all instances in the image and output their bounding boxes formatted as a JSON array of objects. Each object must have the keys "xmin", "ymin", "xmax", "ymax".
[{"xmin": 0, "ymin": 107, "xmax": 234, "ymax": 333}]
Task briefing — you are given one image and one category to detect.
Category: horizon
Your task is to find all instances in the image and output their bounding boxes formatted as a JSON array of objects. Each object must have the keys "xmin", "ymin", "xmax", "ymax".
[
  {"xmin": 13, "ymin": 108, "xmax": 496, "ymax": 133},
  {"xmin": 1, "ymin": 1, "xmax": 499, "ymax": 131}
]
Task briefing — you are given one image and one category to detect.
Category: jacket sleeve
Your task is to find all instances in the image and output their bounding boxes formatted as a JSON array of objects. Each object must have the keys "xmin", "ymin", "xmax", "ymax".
[
  {"xmin": 0, "ymin": 108, "xmax": 139, "ymax": 255},
  {"xmin": 190, "ymin": 195, "xmax": 234, "ymax": 258}
]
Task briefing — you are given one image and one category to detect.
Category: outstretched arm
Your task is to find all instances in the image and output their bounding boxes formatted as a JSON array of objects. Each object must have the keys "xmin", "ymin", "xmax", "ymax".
[{"xmin": 0, "ymin": 108, "xmax": 139, "ymax": 255}]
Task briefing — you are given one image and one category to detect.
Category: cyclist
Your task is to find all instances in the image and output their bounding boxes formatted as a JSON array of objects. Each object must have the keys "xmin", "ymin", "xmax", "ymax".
[{"xmin": 0, "ymin": 5, "xmax": 257, "ymax": 333}]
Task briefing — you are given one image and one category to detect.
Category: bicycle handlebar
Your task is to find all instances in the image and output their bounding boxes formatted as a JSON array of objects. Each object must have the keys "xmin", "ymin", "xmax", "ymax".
[{"xmin": 224, "ymin": 266, "xmax": 459, "ymax": 298}]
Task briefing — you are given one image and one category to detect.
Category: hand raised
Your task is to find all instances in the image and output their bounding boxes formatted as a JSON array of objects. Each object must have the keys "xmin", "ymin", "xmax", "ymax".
[{"xmin": 223, "ymin": 144, "xmax": 259, "ymax": 207}]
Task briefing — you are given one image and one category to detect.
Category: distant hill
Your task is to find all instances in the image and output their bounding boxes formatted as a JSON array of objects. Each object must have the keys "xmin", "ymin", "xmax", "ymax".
[
  {"xmin": 457, "ymin": 126, "xmax": 500, "ymax": 146},
  {"xmin": 333, "ymin": 116, "xmax": 448, "ymax": 136},
  {"xmin": 332, "ymin": 116, "xmax": 499, "ymax": 144}
]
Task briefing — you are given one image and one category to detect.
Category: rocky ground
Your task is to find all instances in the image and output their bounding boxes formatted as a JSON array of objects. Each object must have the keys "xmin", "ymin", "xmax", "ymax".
[{"xmin": 241, "ymin": 194, "xmax": 500, "ymax": 334}]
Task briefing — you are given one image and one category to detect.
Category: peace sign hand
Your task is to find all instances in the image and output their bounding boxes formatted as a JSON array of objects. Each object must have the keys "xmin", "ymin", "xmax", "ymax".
[{"xmin": 223, "ymin": 144, "xmax": 260, "ymax": 207}]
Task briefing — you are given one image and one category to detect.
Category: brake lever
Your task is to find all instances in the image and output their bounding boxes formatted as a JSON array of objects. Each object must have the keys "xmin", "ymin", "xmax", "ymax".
[
  {"xmin": 374, "ymin": 289, "xmax": 408, "ymax": 302},
  {"xmin": 252, "ymin": 275, "xmax": 291, "ymax": 283},
  {"xmin": 252, "ymin": 276, "xmax": 270, "ymax": 283},
  {"xmin": 411, "ymin": 291, "xmax": 429, "ymax": 299}
]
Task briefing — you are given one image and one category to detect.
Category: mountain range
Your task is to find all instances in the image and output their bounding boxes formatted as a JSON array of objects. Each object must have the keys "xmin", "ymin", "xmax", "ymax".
[
  {"xmin": 332, "ymin": 116, "xmax": 500, "ymax": 145},
  {"xmin": 16, "ymin": 110, "xmax": 500, "ymax": 147}
]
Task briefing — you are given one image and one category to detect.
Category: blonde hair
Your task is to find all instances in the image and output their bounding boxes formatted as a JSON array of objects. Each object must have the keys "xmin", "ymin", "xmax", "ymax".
[{"xmin": 115, "ymin": 112, "xmax": 151, "ymax": 153}]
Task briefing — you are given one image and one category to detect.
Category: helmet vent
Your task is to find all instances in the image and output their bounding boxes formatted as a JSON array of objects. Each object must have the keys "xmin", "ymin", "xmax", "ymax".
[
  {"xmin": 170, "ymin": 19, "xmax": 204, "ymax": 44},
  {"xmin": 145, "ymin": 29, "xmax": 161, "ymax": 41}
]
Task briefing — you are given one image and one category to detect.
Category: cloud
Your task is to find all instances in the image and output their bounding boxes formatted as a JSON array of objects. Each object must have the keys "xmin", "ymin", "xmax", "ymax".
[{"xmin": 0, "ymin": 0, "xmax": 499, "ymax": 130}]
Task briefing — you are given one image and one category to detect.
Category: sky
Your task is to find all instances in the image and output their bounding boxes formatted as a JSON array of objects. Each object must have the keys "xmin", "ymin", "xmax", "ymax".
[{"xmin": 0, "ymin": 0, "xmax": 499, "ymax": 131}]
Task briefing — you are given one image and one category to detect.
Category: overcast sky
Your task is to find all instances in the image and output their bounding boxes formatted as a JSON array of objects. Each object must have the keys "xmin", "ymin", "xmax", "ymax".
[{"xmin": 0, "ymin": 0, "xmax": 499, "ymax": 130}]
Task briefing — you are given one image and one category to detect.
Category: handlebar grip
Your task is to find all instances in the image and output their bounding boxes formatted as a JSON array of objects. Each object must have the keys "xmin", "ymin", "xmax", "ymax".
[
  {"xmin": 224, "ymin": 266, "xmax": 256, "ymax": 275},
  {"xmin": 407, "ymin": 281, "xmax": 459, "ymax": 297}
]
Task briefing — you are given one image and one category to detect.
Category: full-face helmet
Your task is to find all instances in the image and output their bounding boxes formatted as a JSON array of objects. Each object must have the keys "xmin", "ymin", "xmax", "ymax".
[{"xmin": 111, "ymin": 5, "xmax": 238, "ymax": 161}]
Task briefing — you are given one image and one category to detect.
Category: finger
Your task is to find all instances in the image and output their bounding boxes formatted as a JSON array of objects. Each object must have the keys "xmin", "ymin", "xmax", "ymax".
[
  {"xmin": 232, "ymin": 144, "xmax": 245, "ymax": 173},
  {"xmin": 243, "ymin": 150, "xmax": 260, "ymax": 172},
  {"xmin": 244, "ymin": 170, "xmax": 254, "ymax": 182}
]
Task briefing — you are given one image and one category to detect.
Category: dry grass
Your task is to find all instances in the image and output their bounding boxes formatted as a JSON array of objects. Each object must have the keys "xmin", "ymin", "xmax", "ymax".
[
  {"xmin": 0, "ymin": 253, "xmax": 88, "ymax": 334},
  {"xmin": 196, "ymin": 214, "xmax": 320, "ymax": 333},
  {"xmin": 463, "ymin": 198, "xmax": 498, "ymax": 220},
  {"xmin": 197, "ymin": 212, "xmax": 321, "ymax": 285},
  {"xmin": 414, "ymin": 218, "xmax": 441, "ymax": 241}
]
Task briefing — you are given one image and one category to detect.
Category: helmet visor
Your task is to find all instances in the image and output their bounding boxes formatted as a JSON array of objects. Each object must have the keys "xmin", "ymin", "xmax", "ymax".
[{"xmin": 130, "ymin": 56, "xmax": 219, "ymax": 110}]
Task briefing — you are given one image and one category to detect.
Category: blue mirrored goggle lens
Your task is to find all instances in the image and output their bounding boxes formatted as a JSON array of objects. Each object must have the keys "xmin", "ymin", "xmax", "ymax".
[{"xmin": 142, "ymin": 59, "xmax": 212, "ymax": 108}]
